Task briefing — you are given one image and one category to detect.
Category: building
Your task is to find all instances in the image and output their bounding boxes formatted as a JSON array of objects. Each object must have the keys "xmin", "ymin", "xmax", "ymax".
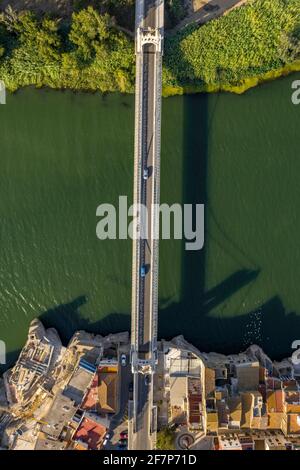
[
  {"xmin": 169, "ymin": 376, "xmax": 187, "ymax": 425},
  {"xmin": 227, "ymin": 397, "xmax": 242, "ymax": 429},
  {"xmin": 41, "ymin": 391, "xmax": 77, "ymax": 439},
  {"xmin": 73, "ymin": 415, "xmax": 106, "ymax": 450},
  {"xmin": 217, "ymin": 434, "xmax": 243, "ymax": 451},
  {"xmin": 252, "ymin": 431, "xmax": 291, "ymax": 450},
  {"xmin": 267, "ymin": 390, "xmax": 285, "ymax": 413},
  {"xmin": 287, "ymin": 413, "xmax": 300, "ymax": 435},
  {"xmin": 236, "ymin": 362, "xmax": 260, "ymax": 392},
  {"xmin": 98, "ymin": 365, "xmax": 118, "ymax": 414},
  {"xmin": 35, "ymin": 433, "xmax": 68, "ymax": 450},
  {"xmin": 63, "ymin": 365, "xmax": 95, "ymax": 406},
  {"xmin": 81, "ymin": 373, "xmax": 99, "ymax": 413},
  {"xmin": 205, "ymin": 368, "xmax": 216, "ymax": 398},
  {"xmin": 187, "ymin": 377, "xmax": 203, "ymax": 430}
]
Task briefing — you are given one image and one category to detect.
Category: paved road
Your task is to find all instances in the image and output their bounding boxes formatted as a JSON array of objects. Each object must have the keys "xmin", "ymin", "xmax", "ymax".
[
  {"xmin": 106, "ymin": 351, "xmax": 131, "ymax": 449},
  {"xmin": 171, "ymin": 0, "xmax": 247, "ymax": 33},
  {"xmin": 130, "ymin": 0, "xmax": 163, "ymax": 450}
]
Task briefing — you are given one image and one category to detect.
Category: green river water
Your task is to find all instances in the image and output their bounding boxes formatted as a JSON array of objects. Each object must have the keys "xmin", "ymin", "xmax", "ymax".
[{"xmin": 0, "ymin": 73, "xmax": 300, "ymax": 369}]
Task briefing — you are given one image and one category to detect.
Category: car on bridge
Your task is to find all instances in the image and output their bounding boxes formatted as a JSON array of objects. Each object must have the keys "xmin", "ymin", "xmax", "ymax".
[
  {"xmin": 140, "ymin": 265, "xmax": 147, "ymax": 277},
  {"xmin": 143, "ymin": 167, "xmax": 149, "ymax": 180}
]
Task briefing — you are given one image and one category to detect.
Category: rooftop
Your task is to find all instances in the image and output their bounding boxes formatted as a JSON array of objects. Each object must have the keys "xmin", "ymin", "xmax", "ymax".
[
  {"xmin": 236, "ymin": 362, "xmax": 260, "ymax": 392},
  {"xmin": 35, "ymin": 432, "xmax": 68, "ymax": 451},
  {"xmin": 63, "ymin": 367, "xmax": 93, "ymax": 405},
  {"xmin": 73, "ymin": 416, "xmax": 106, "ymax": 450},
  {"xmin": 169, "ymin": 376, "xmax": 187, "ymax": 407},
  {"xmin": 41, "ymin": 392, "xmax": 77, "ymax": 438},
  {"xmin": 81, "ymin": 373, "xmax": 99, "ymax": 412},
  {"xmin": 98, "ymin": 366, "xmax": 118, "ymax": 414},
  {"xmin": 288, "ymin": 414, "xmax": 300, "ymax": 435},
  {"xmin": 267, "ymin": 390, "xmax": 285, "ymax": 413},
  {"xmin": 228, "ymin": 396, "xmax": 242, "ymax": 424}
]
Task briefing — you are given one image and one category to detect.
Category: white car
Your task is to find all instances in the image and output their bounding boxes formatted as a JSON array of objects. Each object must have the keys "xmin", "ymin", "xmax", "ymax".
[
  {"xmin": 143, "ymin": 167, "xmax": 149, "ymax": 180},
  {"xmin": 121, "ymin": 354, "xmax": 127, "ymax": 366},
  {"xmin": 103, "ymin": 431, "xmax": 112, "ymax": 447}
]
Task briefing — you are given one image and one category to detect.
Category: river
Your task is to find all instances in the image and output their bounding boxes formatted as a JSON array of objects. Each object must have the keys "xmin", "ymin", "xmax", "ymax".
[{"xmin": 0, "ymin": 74, "xmax": 299, "ymax": 369}]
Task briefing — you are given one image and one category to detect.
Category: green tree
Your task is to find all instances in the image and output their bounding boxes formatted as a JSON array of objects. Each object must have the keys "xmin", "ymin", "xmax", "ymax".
[
  {"xmin": 0, "ymin": 9, "xmax": 61, "ymax": 62},
  {"xmin": 69, "ymin": 7, "xmax": 111, "ymax": 61},
  {"xmin": 166, "ymin": 0, "xmax": 187, "ymax": 27},
  {"xmin": 164, "ymin": 0, "xmax": 300, "ymax": 92},
  {"xmin": 280, "ymin": 30, "xmax": 300, "ymax": 63}
]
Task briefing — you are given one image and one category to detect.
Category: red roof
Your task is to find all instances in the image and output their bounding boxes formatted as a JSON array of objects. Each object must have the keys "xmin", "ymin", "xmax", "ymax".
[
  {"xmin": 81, "ymin": 374, "xmax": 99, "ymax": 412},
  {"xmin": 73, "ymin": 417, "xmax": 106, "ymax": 450},
  {"xmin": 188, "ymin": 377, "xmax": 202, "ymax": 424}
]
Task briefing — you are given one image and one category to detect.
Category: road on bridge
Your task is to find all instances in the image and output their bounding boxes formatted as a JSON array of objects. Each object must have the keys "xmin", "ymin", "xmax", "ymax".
[{"xmin": 129, "ymin": 0, "xmax": 164, "ymax": 450}]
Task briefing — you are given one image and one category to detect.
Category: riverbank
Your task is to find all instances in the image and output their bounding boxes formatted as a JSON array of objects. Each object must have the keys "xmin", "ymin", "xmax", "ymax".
[
  {"xmin": 0, "ymin": 0, "xmax": 299, "ymax": 96},
  {"xmin": 163, "ymin": 61, "xmax": 300, "ymax": 97},
  {"xmin": 1, "ymin": 320, "xmax": 300, "ymax": 450},
  {"xmin": 163, "ymin": 0, "xmax": 300, "ymax": 96}
]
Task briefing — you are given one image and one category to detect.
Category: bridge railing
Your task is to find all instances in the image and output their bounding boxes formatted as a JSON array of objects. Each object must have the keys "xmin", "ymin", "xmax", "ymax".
[
  {"xmin": 132, "ymin": 52, "xmax": 144, "ymax": 349},
  {"xmin": 151, "ymin": 54, "xmax": 162, "ymax": 345}
]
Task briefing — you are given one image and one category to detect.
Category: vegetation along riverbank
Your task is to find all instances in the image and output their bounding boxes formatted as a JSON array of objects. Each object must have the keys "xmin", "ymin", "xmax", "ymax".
[{"xmin": 0, "ymin": 0, "xmax": 299, "ymax": 96}]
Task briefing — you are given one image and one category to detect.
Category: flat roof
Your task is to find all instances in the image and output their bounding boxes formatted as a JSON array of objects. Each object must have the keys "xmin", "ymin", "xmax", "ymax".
[
  {"xmin": 169, "ymin": 356, "xmax": 201, "ymax": 377},
  {"xmin": 64, "ymin": 367, "xmax": 93, "ymax": 405},
  {"xmin": 35, "ymin": 433, "xmax": 68, "ymax": 450},
  {"xmin": 169, "ymin": 376, "xmax": 187, "ymax": 407},
  {"xmin": 42, "ymin": 392, "xmax": 77, "ymax": 438}
]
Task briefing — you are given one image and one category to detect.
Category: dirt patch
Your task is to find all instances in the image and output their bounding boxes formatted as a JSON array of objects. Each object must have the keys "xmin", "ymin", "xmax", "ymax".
[{"xmin": 192, "ymin": 0, "xmax": 210, "ymax": 12}]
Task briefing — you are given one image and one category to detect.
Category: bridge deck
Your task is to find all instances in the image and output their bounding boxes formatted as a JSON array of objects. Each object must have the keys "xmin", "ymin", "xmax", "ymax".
[{"xmin": 130, "ymin": 0, "xmax": 164, "ymax": 450}]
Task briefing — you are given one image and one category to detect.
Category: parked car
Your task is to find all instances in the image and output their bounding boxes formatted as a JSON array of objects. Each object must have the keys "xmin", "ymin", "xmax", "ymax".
[
  {"xmin": 121, "ymin": 353, "xmax": 127, "ymax": 366},
  {"xmin": 103, "ymin": 437, "xmax": 108, "ymax": 447},
  {"xmin": 118, "ymin": 439, "xmax": 128, "ymax": 447},
  {"xmin": 120, "ymin": 431, "xmax": 128, "ymax": 440},
  {"xmin": 102, "ymin": 430, "xmax": 113, "ymax": 447}
]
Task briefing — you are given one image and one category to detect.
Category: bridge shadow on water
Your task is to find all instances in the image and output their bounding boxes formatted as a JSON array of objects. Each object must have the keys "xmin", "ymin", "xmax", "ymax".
[
  {"xmin": 158, "ymin": 94, "xmax": 208, "ymax": 341},
  {"xmin": 2, "ymin": 295, "xmax": 299, "ymax": 373},
  {"xmin": 3, "ymin": 93, "xmax": 300, "ymax": 373},
  {"xmin": 156, "ymin": 92, "xmax": 300, "ymax": 361}
]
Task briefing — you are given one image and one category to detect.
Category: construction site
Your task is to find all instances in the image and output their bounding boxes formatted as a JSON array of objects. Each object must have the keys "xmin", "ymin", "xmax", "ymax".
[{"xmin": 0, "ymin": 319, "xmax": 129, "ymax": 450}]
